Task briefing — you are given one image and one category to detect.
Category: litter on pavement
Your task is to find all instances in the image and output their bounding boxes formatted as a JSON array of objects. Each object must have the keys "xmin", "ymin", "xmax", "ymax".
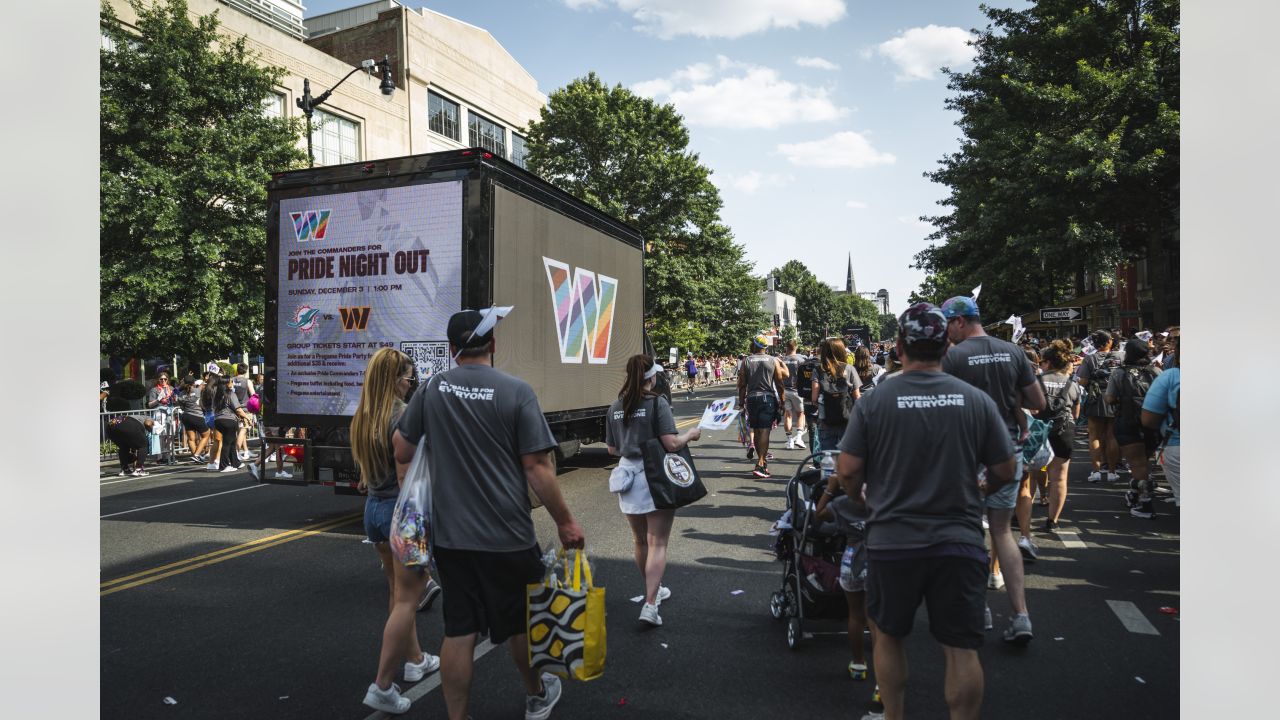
[
  {"xmin": 163, "ymin": 697, "xmax": 178, "ymax": 705},
  {"xmin": 630, "ymin": 595, "xmax": 644, "ymax": 603},
  {"xmin": 731, "ymin": 589, "xmax": 744, "ymax": 595},
  {"xmin": 1135, "ymin": 677, "xmax": 1146, "ymax": 684}
]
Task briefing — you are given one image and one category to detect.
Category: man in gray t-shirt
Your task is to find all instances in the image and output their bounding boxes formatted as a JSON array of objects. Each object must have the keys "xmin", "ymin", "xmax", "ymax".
[
  {"xmin": 940, "ymin": 294, "xmax": 1044, "ymax": 649},
  {"xmin": 393, "ymin": 308, "xmax": 583, "ymax": 720},
  {"xmin": 737, "ymin": 334, "xmax": 787, "ymax": 478},
  {"xmin": 834, "ymin": 303, "xmax": 1015, "ymax": 720}
]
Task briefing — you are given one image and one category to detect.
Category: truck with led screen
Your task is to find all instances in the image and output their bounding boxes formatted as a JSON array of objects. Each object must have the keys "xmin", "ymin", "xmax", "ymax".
[{"xmin": 260, "ymin": 149, "xmax": 648, "ymax": 491}]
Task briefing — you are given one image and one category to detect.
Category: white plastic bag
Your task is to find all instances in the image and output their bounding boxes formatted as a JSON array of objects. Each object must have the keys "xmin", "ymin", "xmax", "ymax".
[{"xmin": 390, "ymin": 437, "xmax": 431, "ymax": 568}]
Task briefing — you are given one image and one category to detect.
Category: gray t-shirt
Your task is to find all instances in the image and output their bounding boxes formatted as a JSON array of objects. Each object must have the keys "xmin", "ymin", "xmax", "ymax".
[
  {"xmin": 215, "ymin": 392, "xmax": 242, "ymax": 421},
  {"xmin": 605, "ymin": 395, "xmax": 677, "ymax": 459},
  {"xmin": 176, "ymin": 391, "xmax": 202, "ymax": 416},
  {"xmin": 839, "ymin": 371, "xmax": 1013, "ymax": 551},
  {"xmin": 781, "ymin": 353, "xmax": 806, "ymax": 391},
  {"xmin": 367, "ymin": 404, "xmax": 406, "ymax": 499},
  {"xmin": 1039, "ymin": 371, "xmax": 1081, "ymax": 423},
  {"xmin": 397, "ymin": 364, "xmax": 557, "ymax": 552},
  {"xmin": 739, "ymin": 354, "xmax": 779, "ymax": 396},
  {"xmin": 942, "ymin": 334, "xmax": 1036, "ymax": 438}
]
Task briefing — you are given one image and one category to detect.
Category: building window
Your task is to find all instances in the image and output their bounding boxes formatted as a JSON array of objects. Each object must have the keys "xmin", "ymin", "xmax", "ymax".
[
  {"xmin": 511, "ymin": 132, "xmax": 529, "ymax": 169},
  {"xmin": 311, "ymin": 109, "xmax": 360, "ymax": 166},
  {"xmin": 262, "ymin": 93, "xmax": 285, "ymax": 119},
  {"xmin": 427, "ymin": 91, "xmax": 459, "ymax": 141},
  {"xmin": 468, "ymin": 111, "xmax": 506, "ymax": 157}
]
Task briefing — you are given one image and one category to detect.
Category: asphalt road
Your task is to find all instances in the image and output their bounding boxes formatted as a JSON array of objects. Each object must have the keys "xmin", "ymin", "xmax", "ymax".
[{"xmin": 101, "ymin": 383, "xmax": 1179, "ymax": 719}]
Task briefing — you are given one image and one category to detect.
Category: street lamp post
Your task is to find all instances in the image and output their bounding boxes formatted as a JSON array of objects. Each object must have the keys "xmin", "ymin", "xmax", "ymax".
[{"xmin": 296, "ymin": 55, "xmax": 396, "ymax": 168}]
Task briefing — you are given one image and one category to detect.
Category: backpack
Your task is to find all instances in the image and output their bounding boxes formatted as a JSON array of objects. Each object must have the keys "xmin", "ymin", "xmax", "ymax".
[
  {"xmin": 1117, "ymin": 365, "xmax": 1157, "ymax": 421},
  {"xmin": 797, "ymin": 358, "xmax": 818, "ymax": 407},
  {"xmin": 1035, "ymin": 376, "xmax": 1073, "ymax": 433},
  {"xmin": 1086, "ymin": 352, "xmax": 1122, "ymax": 403},
  {"xmin": 818, "ymin": 364, "xmax": 853, "ymax": 424}
]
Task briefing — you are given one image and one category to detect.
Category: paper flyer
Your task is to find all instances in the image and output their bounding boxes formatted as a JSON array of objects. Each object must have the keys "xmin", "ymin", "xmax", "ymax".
[{"xmin": 699, "ymin": 397, "xmax": 740, "ymax": 430}]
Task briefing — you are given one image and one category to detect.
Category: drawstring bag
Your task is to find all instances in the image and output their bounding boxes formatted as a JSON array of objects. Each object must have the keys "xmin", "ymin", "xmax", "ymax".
[
  {"xmin": 390, "ymin": 437, "xmax": 432, "ymax": 568},
  {"xmin": 527, "ymin": 549, "xmax": 606, "ymax": 682}
]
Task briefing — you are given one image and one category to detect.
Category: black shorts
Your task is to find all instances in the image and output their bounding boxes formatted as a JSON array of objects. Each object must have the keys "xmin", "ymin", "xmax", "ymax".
[
  {"xmin": 745, "ymin": 394, "xmax": 779, "ymax": 430},
  {"xmin": 180, "ymin": 413, "xmax": 208, "ymax": 432},
  {"xmin": 1048, "ymin": 423, "xmax": 1074, "ymax": 460},
  {"xmin": 1113, "ymin": 417, "xmax": 1160, "ymax": 454},
  {"xmin": 433, "ymin": 544, "xmax": 544, "ymax": 643},
  {"xmin": 866, "ymin": 555, "xmax": 987, "ymax": 650}
]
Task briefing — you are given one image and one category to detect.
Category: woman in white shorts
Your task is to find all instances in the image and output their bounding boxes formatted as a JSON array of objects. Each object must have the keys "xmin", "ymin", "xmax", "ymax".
[{"xmin": 606, "ymin": 355, "xmax": 701, "ymax": 627}]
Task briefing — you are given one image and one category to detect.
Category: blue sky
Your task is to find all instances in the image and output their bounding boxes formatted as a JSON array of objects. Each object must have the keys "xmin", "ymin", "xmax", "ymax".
[{"xmin": 302, "ymin": 0, "xmax": 1026, "ymax": 315}]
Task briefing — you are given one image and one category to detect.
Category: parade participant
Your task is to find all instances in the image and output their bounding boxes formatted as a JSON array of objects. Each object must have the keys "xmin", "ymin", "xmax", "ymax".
[
  {"xmin": 1037, "ymin": 341, "xmax": 1082, "ymax": 531},
  {"xmin": 814, "ymin": 477, "xmax": 870, "ymax": 681},
  {"xmin": 781, "ymin": 339, "xmax": 809, "ymax": 450},
  {"xmin": 354, "ymin": 348, "xmax": 440, "ymax": 715},
  {"xmin": 394, "ymin": 308, "xmax": 584, "ymax": 720},
  {"xmin": 836, "ymin": 302, "xmax": 1016, "ymax": 720},
  {"xmin": 684, "ymin": 354, "xmax": 699, "ymax": 397},
  {"xmin": 1142, "ymin": 337, "xmax": 1180, "ymax": 507},
  {"xmin": 812, "ymin": 337, "xmax": 861, "ymax": 458},
  {"xmin": 738, "ymin": 334, "xmax": 787, "ymax": 478},
  {"xmin": 145, "ymin": 371, "xmax": 177, "ymax": 465},
  {"xmin": 103, "ymin": 395, "xmax": 156, "ymax": 477},
  {"xmin": 232, "ymin": 366, "xmax": 255, "ymax": 461},
  {"xmin": 213, "ymin": 375, "xmax": 252, "ymax": 472},
  {"xmin": 1106, "ymin": 338, "xmax": 1163, "ymax": 519},
  {"xmin": 1014, "ymin": 348, "xmax": 1043, "ymax": 553},
  {"xmin": 941, "ymin": 295, "xmax": 1045, "ymax": 645},
  {"xmin": 605, "ymin": 355, "xmax": 702, "ymax": 626},
  {"xmin": 852, "ymin": 346, "xmax": 884, "ymax": 393},
  {"xmin": 176, "ymin": 378, "xmax": 211, "ymax": 463},
  {"xmin": 1077, "ymin": 330, "xmax": 1124, "ymax": 482},
  {"xmin": 201, "ymin": 370, "xmax": 222, "ymax": 471}
]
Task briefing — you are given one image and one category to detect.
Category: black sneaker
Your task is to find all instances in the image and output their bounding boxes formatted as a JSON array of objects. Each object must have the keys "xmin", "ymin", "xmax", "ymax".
[
  {"xmin": 1123, "ymin": 490, "xmax": 1140, "ymax": 509},
  {"xmin": 746, "ymin": 446, "xmax": 755, "ymax": 461},
  {"xmin": 1130, "ymin": 497, "xmax": 1156, "ymax": 519},
  {"xmin": 1044, "ymin": 519, "xmax": 1059, "ymax": 532}
]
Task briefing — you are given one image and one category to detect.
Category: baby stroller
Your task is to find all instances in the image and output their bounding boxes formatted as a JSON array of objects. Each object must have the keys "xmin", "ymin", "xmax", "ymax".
[{"xmin": 769, "ymin": 454, "xmax": 859, "ymax": 650}]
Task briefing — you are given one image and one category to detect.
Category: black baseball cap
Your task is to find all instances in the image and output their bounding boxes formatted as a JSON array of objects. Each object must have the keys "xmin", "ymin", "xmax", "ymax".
[{"xmin": 447, "ymin": 310, "xmax": 493, "ymax": 349}]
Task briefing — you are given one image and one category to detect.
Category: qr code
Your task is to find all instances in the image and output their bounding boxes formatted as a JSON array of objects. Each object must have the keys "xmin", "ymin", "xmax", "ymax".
[{"xmin": 401, "ymin": 341, "xmax": 452, "ymax": 380}]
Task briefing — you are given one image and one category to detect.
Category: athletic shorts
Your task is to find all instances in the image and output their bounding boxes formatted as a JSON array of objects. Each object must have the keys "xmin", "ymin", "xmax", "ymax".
[
  {"xmin": 982, "ymin": 454, "xmax": 1024, "ymax": 510},
  {"xmin": 180, "ymin": 412, "xmax": 208, "ymax": 433},
  {"xmin": 746, "ymin": 394, "xmax": 779, "ymax": 430},
  {"xmin": 1048, "ymin": 424, "xmax": 1074, "ymax": 460},
  {"xmin": 433, "ymin": 544, "xmax": 544, "ymax": 643},
  {"xmin": 363, "ymin": 494, "xmax": 396, "ymax": 544},
  {"xmin": 1113, "ymin": 418, "xmax": 1160, "ymax": 455},
  {"xmin": 783, "ymin": 390, "xmax": 803, "ymax": 416},
  {"xmin": 866, "ymin": 554, "xmax": 987, "ymax": 649},
  {"xmin": 839, "ymin": 543, "xmax": 867, "ymax": 593}
]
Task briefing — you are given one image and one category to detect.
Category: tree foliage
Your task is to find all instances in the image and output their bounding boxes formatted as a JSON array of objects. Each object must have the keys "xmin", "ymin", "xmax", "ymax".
[
  {"xmin": 914, "ymin": 0, "xmax": 1179, "ymax": 325},
  {"xmin": 525, "ymin": 72, "xmax": 766, "ymax": 356},
  {"xmin": 767, "ymin": 261, "xmax": 878, "ymax": 347},
  {"xmin": 100, "ymin": 0, "xmax": 306, "ymax": 359}
]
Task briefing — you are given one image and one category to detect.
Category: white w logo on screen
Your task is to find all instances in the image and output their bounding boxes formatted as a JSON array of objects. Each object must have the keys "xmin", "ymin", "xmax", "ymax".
[{"xmin": 543, "ymin": 257, "xmax": 618, "ymax": 364}]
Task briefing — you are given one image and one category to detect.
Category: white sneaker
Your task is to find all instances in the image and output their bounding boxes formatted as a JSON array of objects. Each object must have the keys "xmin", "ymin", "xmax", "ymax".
[
  {"xmin": 1087, "ymin": 470, "xmax": 1104, "ymax": 483},
  {"xmin": 219, "ymin": 465, "xmax": 239, "ymax": 473},
  {"xmin": 362, "ymin": 682, "xmax": 410, "ymax": 714},
  {"xmin": 1017, "ymin": 535, "xmax": 1039, "ymax": 561},
  {"xmin": 656, "ymin": 585, "xmax": 672, "ymax": 604},
  {"xmin": 793, "ymin": 434, "xmax": 806, "ymax": 449},
  {"xmin": 786, "ymin": 437, "xmax": 796, "ymax": 450},
  {"xmin": 525, "ymin": 673, "xmax": 563, "ymax": 720},
  {"xmin": 639, "ymin": 602, "xmax": 662, "ymax": 626},
  {"xmin": 205, "ymin": 463, "xmax": 219, "ymax": 471},
  {"xmin": 988, "ymin": 571, "xmax": 1005, "ymax": 590},
  {"xmin": 403, "ymin": 652, "xmax": 440, "ymax": 682},
  {"xmin": 273, "ymin": 470, "xmax": 293, "ymax": 479}
]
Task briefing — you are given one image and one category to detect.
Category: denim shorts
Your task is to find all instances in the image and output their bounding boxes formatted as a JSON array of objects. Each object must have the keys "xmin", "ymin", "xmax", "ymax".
[
  {"xmin": 364, "ymin": 494, "xmax": 397, "ymax": 543},
  {"xmin": 818, "ymin": 425, "xmax": 846, "ymax": 457},
  {"xmin": 982, "ymin": 454, "xmax": 1024, "ymax": 510},
  {"xmin": 746, "ymin": 393, "xmax": 779, "ymax": 430}
]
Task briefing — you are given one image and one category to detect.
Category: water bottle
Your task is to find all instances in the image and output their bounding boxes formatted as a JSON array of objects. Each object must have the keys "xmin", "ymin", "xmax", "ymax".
[{"xmin": 820, "ymin": 451, "xmax": 836, "ymax": 482}]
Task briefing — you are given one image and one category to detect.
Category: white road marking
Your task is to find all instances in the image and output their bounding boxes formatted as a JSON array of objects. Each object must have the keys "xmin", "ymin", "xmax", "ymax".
[
  {"xmin": 100, "ymin": 484, "xmax": 266, "ymax": 518},
  {"xmin": 1056, "ymin": 530, "xmax": 1087, "ymax": 548},
  {"xmin": 361, "ymin": 638, "xmax": 497, "ymax": 720},
  {"xmin": 1106, "ymin": 600, "xmax": 1160, "ymax": 635}
]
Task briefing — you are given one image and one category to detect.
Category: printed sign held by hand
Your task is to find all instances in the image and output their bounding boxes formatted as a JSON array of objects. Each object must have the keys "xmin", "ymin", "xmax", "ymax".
[{"xmin": 699, "ymin": 397, "xmax": 740, "ymax": 430}]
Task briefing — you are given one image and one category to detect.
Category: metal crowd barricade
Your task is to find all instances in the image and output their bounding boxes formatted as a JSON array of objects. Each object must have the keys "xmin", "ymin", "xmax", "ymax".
[{"xmin": 99, "ymin": 407, "xmax": 179, "ymax": 462}]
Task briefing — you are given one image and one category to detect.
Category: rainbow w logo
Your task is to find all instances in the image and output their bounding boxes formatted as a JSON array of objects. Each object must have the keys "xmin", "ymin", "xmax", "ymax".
[
  {"xmin": 289, "ymin": 210, "xmax": 331, "ymax": 242},
  {"xmin": 543, "ymin": 257, "xmax": 618, "ymax": 365}
]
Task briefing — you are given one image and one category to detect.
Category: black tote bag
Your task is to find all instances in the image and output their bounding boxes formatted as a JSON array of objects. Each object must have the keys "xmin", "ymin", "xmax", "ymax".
[{"xmin": 640, "ymin": 396, "xmax": 708, "ymax": 509}]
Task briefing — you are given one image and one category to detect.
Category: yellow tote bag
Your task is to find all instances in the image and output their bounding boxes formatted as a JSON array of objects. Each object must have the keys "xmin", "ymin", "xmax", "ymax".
[{"xmin": 527, "ymin": 549, "xmax": 606, "ymax": 681}]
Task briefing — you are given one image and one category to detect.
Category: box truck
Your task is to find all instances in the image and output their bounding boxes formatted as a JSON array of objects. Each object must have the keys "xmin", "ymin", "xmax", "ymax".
[{"xmin": 259, "ymin": 148, "xmax": 647, "ymax": 491}]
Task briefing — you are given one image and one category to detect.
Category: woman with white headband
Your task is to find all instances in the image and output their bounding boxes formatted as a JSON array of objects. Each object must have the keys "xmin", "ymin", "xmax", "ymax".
[{"xmin": 605, "ymin": 354, "xmax": 701, "ymax": 627}]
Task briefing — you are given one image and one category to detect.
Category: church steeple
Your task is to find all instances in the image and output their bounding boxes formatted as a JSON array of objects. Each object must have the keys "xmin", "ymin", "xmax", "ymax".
[{"xmin": 846, "ymin": 253, "xmax": 856, "ymax": 295}]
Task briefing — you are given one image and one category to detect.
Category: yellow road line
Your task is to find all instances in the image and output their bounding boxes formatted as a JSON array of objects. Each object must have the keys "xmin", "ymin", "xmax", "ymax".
[
  {"xmin": 100, "ymin": 512, "xmax": 362, "ymax": 596},
  {"xmin": 676, "ymin": 417, "xmax": 699, "ymax": 429}
]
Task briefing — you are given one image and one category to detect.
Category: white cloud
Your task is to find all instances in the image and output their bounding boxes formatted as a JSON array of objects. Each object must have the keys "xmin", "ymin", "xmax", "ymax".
[
  {"xmin": 897, "ymin": 215, "xmax": 933, "ymax": 230},
  {"xmin": 632, "ymin": 56, "xmax": 848, "ymax": 129},
  {"xmin": 795, "ymin": 56, "xmax": 840, "ymax": 71},
  {"xmin": 564, "ymin": 0, "xmax": 847, "ymax": 39},
  {"xmin": 876, "ymin": 25, "xmax": 976, "ymax": 81},
  {"xmin": 845, "ymin": 200, "xmax": 867, "ymax": 209},
  {"xmin": 777, "ymin": 131, "xmax": 895, "ymax": 168},
  {"xmin": 717, "ymin": 171, "xmax": 795, "ymax": 194}
]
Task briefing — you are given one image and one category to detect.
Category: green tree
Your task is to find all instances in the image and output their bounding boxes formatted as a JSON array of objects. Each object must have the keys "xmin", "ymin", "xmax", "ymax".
[
  {"xmin": 525, "ymin": 73, "xmax": 766, "ymax": 356},
  {"xmin": 768, "ymin": 260, "xmax": 837, "ymax": 346},
  {"xmin": 877, "ymin": 313, "xmax": 898, "ymax": 342},
  {"xmin": 100, "ymin": 0, "xmax": 306, "ymax": 360},
  {"xmin": 915, "ymin": 0, "xmax": 1178, "ymax": 325}
]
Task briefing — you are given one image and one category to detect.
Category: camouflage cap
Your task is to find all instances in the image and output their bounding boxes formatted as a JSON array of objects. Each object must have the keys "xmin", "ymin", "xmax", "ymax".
[{"xmin": 898, "ymin": 302, "xmax": 949, "ymax": 346}]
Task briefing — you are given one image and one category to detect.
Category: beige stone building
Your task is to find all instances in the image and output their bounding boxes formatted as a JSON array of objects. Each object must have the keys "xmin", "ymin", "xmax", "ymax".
[{"xmin": 104, "ymin": 0, "xmax": 545, "ymax": 168}]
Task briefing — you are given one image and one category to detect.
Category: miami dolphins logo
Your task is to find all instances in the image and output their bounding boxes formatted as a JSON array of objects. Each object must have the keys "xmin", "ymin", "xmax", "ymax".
[{"xmin": 287, "ymin": 306, "xmax": 320, "ymax": 333}]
